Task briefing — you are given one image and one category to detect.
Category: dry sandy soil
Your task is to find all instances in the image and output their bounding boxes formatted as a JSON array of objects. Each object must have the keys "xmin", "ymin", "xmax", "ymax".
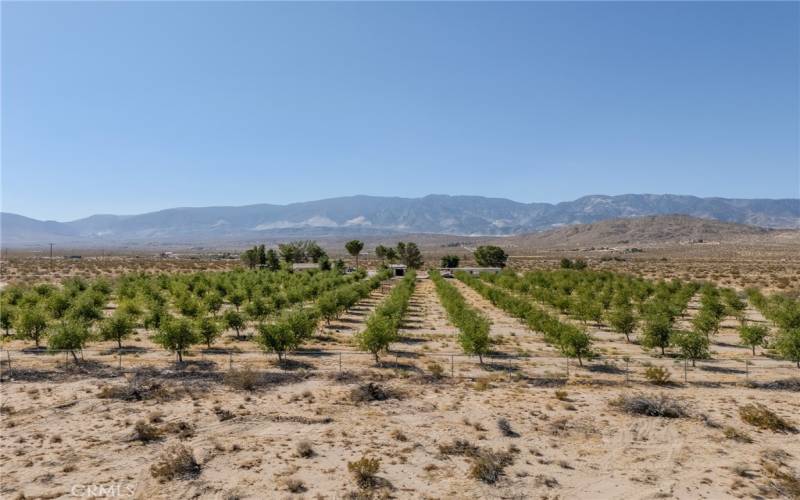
[{"xmin": 2, "ymin": 270, "xmax": 799, "ymax": 499}]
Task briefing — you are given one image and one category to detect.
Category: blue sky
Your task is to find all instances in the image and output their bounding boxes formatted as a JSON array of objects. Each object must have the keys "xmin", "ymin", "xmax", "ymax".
[{"xmin": 2, "ymin": 2, "xmax": 798, "ymax": 221}]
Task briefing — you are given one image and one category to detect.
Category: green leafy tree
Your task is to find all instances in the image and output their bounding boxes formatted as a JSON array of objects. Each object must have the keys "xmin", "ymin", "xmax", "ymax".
[
  {"xmin": 68, "ymin": 294, "xmax": 103, "ymax": 324},
  {"xmin": 256, "ymin": 308, "xmax": 318, "ymax": 362},
  {"xmin": 196, "ymin": 316, "xmax": 221, "ymax": 348},
  {"xmin": 204, "ymin": 292, "xmax": 223, "ymax": 316},
  {"xmin": 99, "ymin": 311, "xmax": 135, "ymax": 349},
  {"xmin": 374, "ymin": 245, "xmax": 389, "ymax": 263},
  {"xmin": 560, "ymin": 258, "xmax": 573, "ymax": 269},
  {"xmin": 641, "ymin": 313, "xmax": 673, "ymax": 355},
  {"xmin": 15, "ymin": 306, "xmax": 49, "ymax": 347},
  {"xmin": 245, "ymin": 296, "xmax": 272, "ymax": 324},
  {"xmin": 345, "ymin": 240, "xmax": 364, "ymax": 268},
  {"xmin": 228, "ymin": 289, "xmax": 245, "ymax": 311},
  {"xmin": 357, "ymin": 313, "xmax": 395, "ymax": 364},
  {"xmin": 0, "ymin": 305, "xmax": 15, "ymax": 336},
  {"xmin": 153, "ymin": 316, "xmax": 200, "ymax": 363},
  {"xmin": 671, "ymin": 329, "xmax": 709, "ymax": 367},
  {"xmin": 46, "ymin": 292, "xmax": 71, "ymax": 320},
  {"xmin": 474, "ymin": 246, "xmax": 508, "ymax": 268},
  {"xmin": 739, "ymin": 322, "xmax": 769, "ymax": 356},
  {"xmin": 241, "ymin": 247, "xmax": 258, "ymax": 269},
  {"xmin": 440, "ymin": 255, "xmax": 460, "ymax": 268},
  {"xmin": 558, "ymin": 328, "xmax": 593, "ymax": 366},
  {"xmin": 692, "ymin": 309, "xmax": 721, "ymax": 340},
  {"xmin": 48, "ymin": 320, "xmax": 91, "ymax": 363},
  {"xmin": 396, "ymin": 242, "xmax": 423, "ymax": 269},
  {"xmin": 265, "ymin": 249, "xmax": 281, "ymax": 271},
  {"xmin": 223, "ymin": 309, "xmax": 246, "ymax": 340},
  {"xmin": 606, "ymin": 302, "xmax": 638, "ymax": 342},
  {"xmin": 307, "ymin": 242, "xmax": 327, "ymax": 263},
  {"xmin": 774, "ymin": 328, "xmax": 800, "ymax": 368}
]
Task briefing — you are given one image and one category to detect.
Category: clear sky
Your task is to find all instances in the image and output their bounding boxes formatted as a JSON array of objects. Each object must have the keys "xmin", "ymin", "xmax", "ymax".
[{"xmin": 2, "ymin": 1, "xmax": 798, "ymax": 221}]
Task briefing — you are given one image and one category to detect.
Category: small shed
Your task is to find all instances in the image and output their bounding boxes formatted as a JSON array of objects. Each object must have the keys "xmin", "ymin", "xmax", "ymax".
[
  {"xmin": 292, "ymin": 262, "xmax": 320, "ymax": 272},
  {"xmin": 388, "ymin": 264, "xmax": 407, "ymax": 277},
  {"xmin": 454, "ymin": 267, "xmax": 502, "ymax": 276}
]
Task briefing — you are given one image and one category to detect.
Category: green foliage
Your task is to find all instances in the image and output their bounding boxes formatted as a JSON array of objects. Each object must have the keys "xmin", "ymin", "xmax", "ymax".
[
  {"xmin": 345, "ymin": 240, "xmax": 364, "ymax": 267},
  {"xmin": 48, "ymin": 320, "xmax": 92, "ymax": 362},
  {"xmin": 440, "ymin": 254, "xmax": 460, "ymax": 268},
  {"xmin": 644, "ymin": 366, "xmax": 671, "ymax": 385},
  {"xmin": 774, "ymin": 328, "xmax": 800, "ymax": 368},
  {"xmin": 15, "ymin": 305, "xmax": 49, "ymax": 347},
  {"xmin": 641, "ymin": 312, "xmax": 674, "ymax": 355},
  {"xmin": 153, "ymin": 316, "xmax": 200, "ymax": 362},
  {"xmin": 256, "ymin": 307, "xmax": 319, "ymax": 361},
  {"xmin": 473, "ymin": 245, "xmax": 508, "ymax": 268},
  {"xmin": 356, "ymin": 271, "xmax": 416, "ymax": 362},
  {"xmin": 430, "ymin": 270, "xmax": 491, "ymax": 362},
  {"xmin": 558, "ymin": 327, "xmax": 593, "ymax": 366},
  {"xmin": 196, "ymin": 316, "xmax": 221, "ymax": 348},
  {"xmin": 739, "ymin": 322, "xmax": 769, "ymax": 355},
  {"xmin": 100, "ymin": 311, "xmax": 135, "ymax": 349},
  {"xmin": 606, "ymin": 300, "xmax": 638, "ymax": 342},
  {"xmin": 671, "ymin": 329, "xmax": 710, "ymax": 366},
  {"xmin": 223, "ymin": 309, "xmax": 246, "ymax": 339},
  {"xmin": 396, "ymin": 241, "xmax": 424, "ymax": 269},
  {"xmin": 0, "ymin": 304, "xmax": 15, "ymax": 336}
]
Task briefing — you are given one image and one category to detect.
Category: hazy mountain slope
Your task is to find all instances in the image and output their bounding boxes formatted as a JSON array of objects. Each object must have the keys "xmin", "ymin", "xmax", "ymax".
[
  {"xmin": 1, "ymin": 194, "xmax": 798, "ymax": 246},
  {"xmin": 500, "ymin": 215, "xmax": 779, "ymax": 248}
]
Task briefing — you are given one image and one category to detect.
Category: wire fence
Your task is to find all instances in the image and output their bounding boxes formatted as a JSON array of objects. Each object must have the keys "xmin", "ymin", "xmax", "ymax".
[{"xmin": 1, "ymin": 347, "xmax": 796, "ymax": 386}]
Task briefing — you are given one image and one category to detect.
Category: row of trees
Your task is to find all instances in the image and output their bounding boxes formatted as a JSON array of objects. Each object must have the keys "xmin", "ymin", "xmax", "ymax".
[
  {"xmin": 457, "ymin": 272, "xmax": 593, "ymax": 365},
  {"xmin": 355, "ymin": 271, "xmax": 417, "ymax": 362},
  {"xmin": 0, "ymin": 267, "xmax": 370, "ymax": 361},
  {"xmin": 429, "ymin": 270, "xmax": 491, "ymax": 363}
]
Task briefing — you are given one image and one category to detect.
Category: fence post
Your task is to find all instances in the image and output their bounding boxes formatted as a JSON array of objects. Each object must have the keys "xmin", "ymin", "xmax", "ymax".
[
  {"xmin": 229, "ymin": 353, "xmax": 233, "ymax": 371},
  {"xmin": 451, "ymin": 355, "xmax": 454, "ymax": 378},
  {"xmin": 745, "ymin": 359, "xmax": 749, "ymax": 381},
  {"xmin": 684, "ymin": 359, "xmax": 688, "ymax": 383},
  {"xmin": 625, "ymin": 359, "xmax": 629, "ymax": 385},
  {"xmin": 6, "ymin": 350, "xmax": 11, "ymax": 372},
  {"xmin": 565, "ymin": 358, "xmax": 569, "ymax": 379},
  {"xmin": 339, "ymin": 352, "xmax": 342, "ymax": 372},
  {"xmin": 118, "ymin": 351, "xmax": 122, "ymax": 370}
]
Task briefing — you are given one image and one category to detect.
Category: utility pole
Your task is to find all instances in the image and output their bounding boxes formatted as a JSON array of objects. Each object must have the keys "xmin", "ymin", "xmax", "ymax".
[{"xmin": 49, "ymin": 243, "xmax": 54, "ymax": 269}]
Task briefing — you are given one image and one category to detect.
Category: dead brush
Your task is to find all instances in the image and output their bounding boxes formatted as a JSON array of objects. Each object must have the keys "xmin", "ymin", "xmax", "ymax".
[
  {"xmin": 610, "ymin": 393, "xmax": 688, "ymax": 418},
  {"xmin": 150, "ymin": 442, "xmax": 200, "ymax": 481},
  {"xmin": 348, "ymin": 456, "xmax": 381, "ymax": 489},
  {"xmin": 739, "ymin": 404, "xmax": 797, "ymax": 433},
  {"xmin": 438, "ymin": 438, "xmax": 516, "ymax": 485},
  {"xmin": 723, "ymin": 426, "xmax": 753, "ymax": 443},
  {"xmin": 131, "ymin": 420, "xmax": 162, "ymax": 443},
  {"xmin": 350, "ymin": 382, "xmax": 391, "ymax": 403},
  {"xmin": 296, "ymin": 440, "xmax": 314, "ymax": 458},
  {"xmin": 223, "ymin": 367, "xmax": 260, "ymax": 391},
  {"xmin": 644, "ymin": 366, "xmax": 671, "ymax": 385},
  {"xmin": 497, "ymin": 418, "xmax": 519, "ymax": 438}
]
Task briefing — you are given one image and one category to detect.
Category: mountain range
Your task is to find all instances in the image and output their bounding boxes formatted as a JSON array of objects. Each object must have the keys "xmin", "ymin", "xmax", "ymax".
[{"xmin": 1, "ymin": 194, "xmax": 798, "ymax": 247}]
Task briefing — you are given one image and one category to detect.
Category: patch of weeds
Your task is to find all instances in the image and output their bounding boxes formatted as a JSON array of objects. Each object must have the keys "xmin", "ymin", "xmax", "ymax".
[
  {"xmin": 497, "ymin": 418, "xmax": 519, "ymax": 437},
  {"xmin": 473, "ymin": 378, "xmax": 490, "ymax": 391},
  {"xmin": 350, "ymin": 382, "xmax": 390, "ymax": 403},
  {"xmin": 150, "ymin": 442, "xmax": 200, "ymax": 481},
  {"xmin": 213, "ymin": 406, "xmax": 235, "ymax": 422},
  {"xmin": 610, "ymin": 393, "xmax": 687, "ymax": 418},
  {"xmin": 284, "ymin": 478, "xmax": 306, "ymax": 493},
  {"xmin": 644, "ymin": 366, "xmax": 671, "ymax": 385},
  {"xmin": 163, "ymin": 420, "xmax": 195, "ymax": 439},
  {"xmin": 553, "ymin": 390, "xmax": 568, "ymax": 401},
  {"xmin": 390, "ymin": 429, "xmax": 407, "ymax": 442},
  {"xmin": 723, "ymin": 426, "xmax": 753, "ymax": 443},
  {"xmin": 427, "ymin": 362, "xmax": 444, "ymax": 379},
  {"xmin": 223, "ymin": 368, "xmax": 260, "ymax": 391},
  {"xmin": 296, "ymin": 440, "xmax": 314, "ymax": 458},
  {"xmin": 348, "ymin": 456, "xmax": 381, "ymax": 489},
  {"xmin": 131, "ymin": 420, "xmax": 162, "ymax": 443},
  {"xmin": 739, "ymin": 404, "xmax": 797, "ymax": 433}
]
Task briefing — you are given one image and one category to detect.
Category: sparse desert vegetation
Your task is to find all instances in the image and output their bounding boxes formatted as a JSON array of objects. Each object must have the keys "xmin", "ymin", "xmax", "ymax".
[{"xmin": 1, "ymin": 241, "xmax": 799, "ymax": 498}]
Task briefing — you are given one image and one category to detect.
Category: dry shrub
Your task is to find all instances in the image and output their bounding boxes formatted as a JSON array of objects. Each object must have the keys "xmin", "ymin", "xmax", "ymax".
[
  {"xmin": 739, "ymin": 404, "xmax": 797, "ymax": 433},
  {"xmin": 98, "ymin": 377, "xmax": 169, "ymax": 401},
  {"xmin": 223, "ymin": 368, "xmax": 260, "ymax": 391},
  {"xmin": 350, "ymin": 382, "xmax": 390, "ymax": 403},
  {"xmin": 296, "ymin": 440, "xmax": 314, "ymax": 458},
  {"xmin": 132, "ymin": 420, "xmax": 162, "ymax": 443},
  {"xmin": 469, "ymin": 449, "xmax": 515, "ymax": 484},
  {"xmin": 723, "ymin": 426, "xmax": 753, "ymax": 443},
  {"xmin": 284, "ymin": 478, "xmax": 306, "ymax": 493},
  {"xmin": 553, "ymin": 390, "xmax": 568, "ymax": 401},
  {"xmin": 150, "ymin": 442, "xmax": 200, "ymax": 481},
  {"xmin": 163, "ymin": 420, "xmax": 195, "ymax": 439},
  {"xmin": 213, "ymin": 406, "xmax": 235, "ymax": 422},
  {"xmin": 390, "ymin": 429, "xmax": 407, "ymax": 441},
  {"xmin": 761, "ymin": 449, "xmax": 800, "ymax": 498},
  {"xmin": 644, "ymin": 366, "xmax": 671, "ymax": 385},
  {"xmin": 427, "ymin": 362, "xmax": 444, "ymax": 379},
  {"xmin": 497, "ymin": 418, "xmax": 518, "ymax": 438},
  {"xmin": 610, "ymin": 393, "xmax": 687, "ymax": 418},
  {"xmin": 348, "ymin": 456, "xmax": 380, "ymax": 489},
  {"xmin": 439, "ymin": 439, "xmax": 480, "ymax": 457}
]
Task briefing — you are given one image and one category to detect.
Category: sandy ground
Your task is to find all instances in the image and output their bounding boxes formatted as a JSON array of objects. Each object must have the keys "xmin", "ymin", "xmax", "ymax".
[{"xmin": 1, "ymin": 275, "xmax": 799, "ymax": 499}]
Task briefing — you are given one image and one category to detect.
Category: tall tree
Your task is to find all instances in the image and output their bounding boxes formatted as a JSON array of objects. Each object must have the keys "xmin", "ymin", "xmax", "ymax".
[
  {"xmin": 15, "ymin": 306, "xmax": 48, "ymax": 347},
  {"xmin": 739, "ymin": 322, "xmax": 769, "ymax": 356},
  {"xmin": 440, "ymin": 255, "xmax": 460, "ymax": 268},
  {"xmin": 154, "ymin": 316, "xmax": 200, "ymax": 363},
  {"xmin": 48, "ymin": 320, "xmax": 91, "ymax": 363},
  {"xmin": 474, "ymin": 246, "xmax": 508, "ymax": 268},
  {"xmin": 265, "ymin": 249, "xmax": 281, "ymax": 271},
  {"xmin": 396, "ymin": 242, "xmax": 423, "ymax": 269},
  {"xmin": 345, "ymin": 240, "xmax": 364, "ymax": 268},
  {"xmin": 99, "ymin": 311, "xmax": 135, "ymax": 349}
]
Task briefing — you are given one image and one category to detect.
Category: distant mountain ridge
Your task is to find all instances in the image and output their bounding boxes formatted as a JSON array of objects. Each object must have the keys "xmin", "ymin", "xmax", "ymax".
[{"xmin": 1, "ymin": 194, "xmax": 798, "ymax": 247}]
